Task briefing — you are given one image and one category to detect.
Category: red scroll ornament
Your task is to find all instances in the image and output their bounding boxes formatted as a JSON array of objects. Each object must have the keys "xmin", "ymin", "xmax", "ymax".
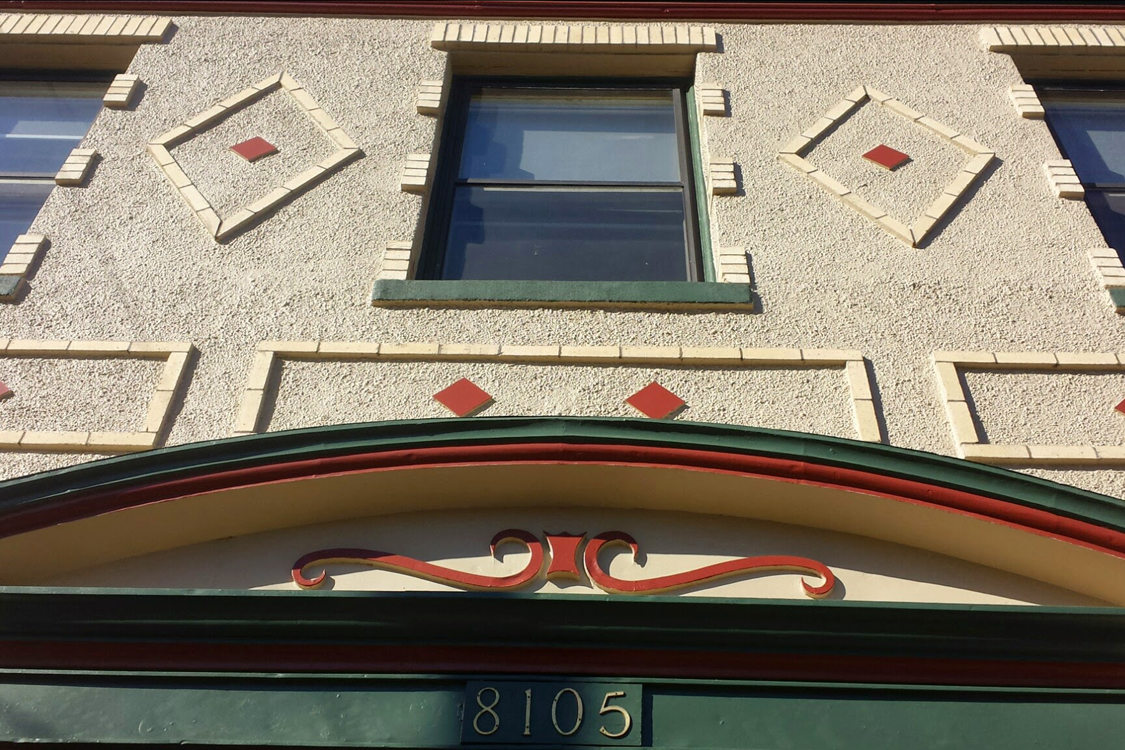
[{"xmin": 292, "ymin": 529, "xmax": 836, "ymax": 599}]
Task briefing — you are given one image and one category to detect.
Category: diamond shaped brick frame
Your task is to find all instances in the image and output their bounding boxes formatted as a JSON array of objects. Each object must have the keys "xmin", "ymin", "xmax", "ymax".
[
  {"xmin": 778, "ymin": 86, "xmax": 995, "ymax": 247},
  {"xmin": 234, "ymin": 341, "xmax": 882, "ymax": 443},
  {"xmin": 147, "ymin": 72, "xmax": 363, "ymax": 242},
  {"xmin": 933, "ymin": 350, "xmax": 1125, "ymax": 467},
  {"xmin": 0, "ymin": 339, "xmax": 193, "ymax": 453}
]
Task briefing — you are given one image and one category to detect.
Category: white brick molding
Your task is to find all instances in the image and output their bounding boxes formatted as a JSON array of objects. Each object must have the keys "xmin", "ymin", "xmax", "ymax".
[
  {"xmin": 933, "ymin": 350, "xmax": 1125, "ymax": 466},
  {"xmin": 0, "ymin": 234, "xmax": 47, "ymax": 301},
  {"xmin": 1008, "ymin": 84, "xmax": 1045, "ymax": 119},
  {"xmin": 147, "ymin": 72, "xmax": 363, "ymax": 241},
  {"xmin": 400, "ymin": 153, "xmax": 431, "ymax": 193},
  {"xmin": 1044, "ymin": 159, "xmax": 1084, "ymax": 199},
  {"xmin": 981, "ymin": 25, "xmax": 1125, "ymax": 51},
  {"xmin": 698, "ymin": 85, "xmax": 727, "ymax": 116},
  {"xmin": 236, "ymin": 342, "xmax": 883, "ymax": 443},
  {"xmin": 54, "ymin": 148, "xmax": 97, "ymax": 186},
  {"xmin": 0, "ymin": 340, "xmax": 193, "ymax": 453},
  {"xmin": 416, "ymin": 80, "xmax": 444, "ymax": 115},
  {"xmin": 103, "ymin": 73, "xmax": 139, "ymax": 108},
  {"xmin": 779, "ymin": 85, "xmax": 995, "ymax": 247},
  {"xmin": 430, "ymin": 22, "xmax": 717, "ymax": 52},
  {"xmin": 0, "ymin": 14, "xmax": 171, "ymax": 42}
]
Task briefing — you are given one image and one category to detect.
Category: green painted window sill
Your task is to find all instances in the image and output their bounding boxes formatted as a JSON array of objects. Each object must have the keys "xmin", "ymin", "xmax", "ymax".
[{"xmin": 371, "ymin": 280, "xmax": 754, "ymax": 311}]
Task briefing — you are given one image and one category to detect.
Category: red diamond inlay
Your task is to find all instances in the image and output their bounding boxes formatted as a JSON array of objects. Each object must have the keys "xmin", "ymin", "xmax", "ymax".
[
  {"xmin": 863, "ymin": 144, "xmax": 910, "ymax": 171},
  {"xmin": 0, "ymin": 380, "xmax": 11, "ymax": 400},
  {"xmin": 434, "ymin": 377, "xmax": 493, "ymax": 417},
  {"xmin": 1115, "ymin": 398, "xmax": 1125, "ymax": 415},
  {"xmin": 626, "ymin": 382, "xmax": 686, "ymax": 419},
  {"xmin": 230, "ymin": 136, "xmax": 278, "ymax": 162}
]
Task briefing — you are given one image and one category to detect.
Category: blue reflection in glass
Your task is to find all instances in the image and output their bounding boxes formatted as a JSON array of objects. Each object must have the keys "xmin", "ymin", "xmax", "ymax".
[
  {"xmin": 459, "ymin": 89, "xmax": 680, "ymax": 183},
  {"xmin": 0, "ymin": 81, "xmax": 106, "ymax": 176},
  {"xmin": 444, "ymin": 187, "xmax": 687, "ymax": 281}
]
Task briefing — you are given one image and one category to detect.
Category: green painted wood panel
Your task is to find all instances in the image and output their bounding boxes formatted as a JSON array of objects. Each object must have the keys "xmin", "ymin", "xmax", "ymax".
[{"xmin": 0, "ymin": 675, "xmax": 1122, "ymax": 748}]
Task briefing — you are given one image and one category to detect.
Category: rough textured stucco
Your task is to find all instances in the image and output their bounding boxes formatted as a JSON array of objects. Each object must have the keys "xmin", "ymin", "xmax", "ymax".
[
  {"xmin": 0, "ymin": 17, "xmax": 1124, "ymax": 498},
  {"xmin": 268, "ymin": 360, "xmax": 855, "ymax": 436}
]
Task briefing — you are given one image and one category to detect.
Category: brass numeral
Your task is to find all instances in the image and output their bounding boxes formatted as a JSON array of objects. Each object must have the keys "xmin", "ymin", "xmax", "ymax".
[
  {"xmin": 598, "ymin": 691, "xmax": 632, "ymax": 739},
  {"xmin": 473, "ymin": 687, "xmax": 501, "ymax": 736},
  {"xmin": 550, "ymin": 688, "xmax": 584, "ymax": 737}
]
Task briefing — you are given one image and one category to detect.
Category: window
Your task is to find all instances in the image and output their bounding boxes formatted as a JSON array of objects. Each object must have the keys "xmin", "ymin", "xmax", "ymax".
[
  {"xmin": 420, "ymin": 80, "xmax": 704, "ymax": 282},
  {"xmin": 1041, "ymin": 86, "xmax": 1125, "ymax": 254},
  {"xmin": 0, "ymin": 75, "xmax": 107, "ymax": 258}
]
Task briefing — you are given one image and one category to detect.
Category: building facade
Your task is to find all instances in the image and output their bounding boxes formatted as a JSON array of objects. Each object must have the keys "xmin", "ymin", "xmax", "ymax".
[{"xmin": 0, "ymin": 2, "xmax": 1124, "ymax": 747}]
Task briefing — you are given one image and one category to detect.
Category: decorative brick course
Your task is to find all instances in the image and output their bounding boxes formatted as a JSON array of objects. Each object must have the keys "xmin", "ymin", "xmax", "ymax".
[
  {"xmin": 416, "ymin": 80, "xmax": 444, "ymax": 115},
  {"xmin": 236, "ymin": 341, "xmax": 883, "ymax": 442},
  {"xmin": 430, "ymin": 22, "xmax": 717, "ymax": 52},
  {"xmin": 697, "ymin": 85, "xmax": 727, "ymax": 116},
  {"xmin": 0, "ymin": 340, "xmax": 192, "ymax": 453},
  {"xmin": 102, "ymin": 73, "xmax": 139, "ymax": 108},
  {"xmin": 400, "ymin": 153, "xmax": 431, "ymax": 193},
  {"xmin": 779, "ymin": 85, "xmax": 994, "ymax": 247},
  {"xmin": 710, "ymin": 160, "xmax": 737, "ymax": 195},
  {"xmin": 148, "ymin": 72, "xmax": 363, "ymax": 241},
  {"xmin": 981, "ymin": 25, "xmax": 1125, "ymax": 51},
  {"xmin": 1009, "ymin": 84, "xmax": 1045, "ymax": 119},
  {"xmin": 0, "ymin": 13, "xmax": 171, "ymax": 42},
  {"xmin": 54, "ymin": 148, "xmax": 97, "ymax": 186},
  {"xmin": 1044, "ymin": 159, "xmax": 1084, "ymax": 199},
  {"xmin": 0, "ymin": 234, "xmax": 47, "ymax": 302},
  {"xmin": 933, "ymin": 350, "xmax": 1125, "ymax": 466}
]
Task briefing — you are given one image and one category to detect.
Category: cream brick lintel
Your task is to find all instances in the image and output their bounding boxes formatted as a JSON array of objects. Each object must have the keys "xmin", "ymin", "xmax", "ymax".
[
  {"xmin": 933, "ymin": 350, "xmax": 1125, "ymax": 467},
  {"xmin": 234, "ymin": 341, "xmax": 882, "ymax": 443},
  {"xmin": 0, "ymin": 14, "xmax": 172, "ymax": 43},
  {"xmin": 1009, "ymin": 84, "xmax": 1045, "ymax": 119},
  {"xmin": 148, "ymin": 72, "xmax": 363, "ymax": 242},
  {"xmin": 981, "ymin": 25, "xmax": 1125, "ymax": 52},
  {"xmin": 430, "ymin": 22, "xmax": 717, "ymax": 53},
  {"xmin": 55, "ymin": 148, "xmax": 97, "ymax": 186},
  {"xmin": 103, "ymin": 73, "xmax": 139, "ymax": 108},
  {"xmin": 1090, "ymin": 246, "xmax": 1125, "ymax": 290},
  {"xmin": 0, "ymin": 233, "xmax": 46, "ymax": 285},
  {"xmin": 1045, "ymin": 159, "xmax": 1084, "ymax": 199},
  {"xmin": 0, "ymin": 339, "xmax": 193, "ymax": 454},
  {"xmin": 779, "ymin": 85, "xmax": 995, "ymax": 247}
]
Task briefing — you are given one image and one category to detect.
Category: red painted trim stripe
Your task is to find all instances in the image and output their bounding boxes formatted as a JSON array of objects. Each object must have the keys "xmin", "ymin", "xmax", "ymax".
[
  {"xmin": 4, "ymin": 442, "xmax": 1124, "ymax": 561},
  {"xmin": 5, "ymin": 1, "xmax": 1125, "ymax": 22},
  {"xmin": 1, "ymin": 640, "xmax": 1122, "ymax": 688}
]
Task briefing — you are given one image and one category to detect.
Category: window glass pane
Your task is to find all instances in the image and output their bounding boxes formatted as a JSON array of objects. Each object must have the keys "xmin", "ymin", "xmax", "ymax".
[
  {"xmin": 0, "ymin": 180, "xmax": 52, "ymax": 258},
  {"xmin": 0, "ymin": 81, "xmax": 106, "ymax": 175},
  {"xmin": 443, "ymin": 186, "xmax": 688, "ymax": 281},
  {"xmin": 458, "ymin": 89, "xmax": 681, "ymax": 183},
  {"xmin": 1085, "ymin": 190, "xmax": 1125, "ymax": 254},
  {"xmin": 1042, "ymin": 93, "xmax": 1125, "ymax": 183}
]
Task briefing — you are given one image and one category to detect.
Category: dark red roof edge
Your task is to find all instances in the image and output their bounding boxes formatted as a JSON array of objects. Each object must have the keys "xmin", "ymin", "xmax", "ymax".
[{"xmin": 5, "ymin": 2, "xmax": 1125, "ymax": 23}]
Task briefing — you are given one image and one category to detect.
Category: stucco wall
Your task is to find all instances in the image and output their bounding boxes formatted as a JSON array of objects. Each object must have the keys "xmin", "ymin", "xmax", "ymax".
[{"xmin": 2, "ymin": 15, "xmax": 1124, "ymax": 497}]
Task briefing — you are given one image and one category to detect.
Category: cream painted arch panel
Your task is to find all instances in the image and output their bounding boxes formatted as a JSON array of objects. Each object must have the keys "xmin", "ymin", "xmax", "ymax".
[{"xmin": 45, "ymin": 507, "xmax": 1108, "ymax": 608}]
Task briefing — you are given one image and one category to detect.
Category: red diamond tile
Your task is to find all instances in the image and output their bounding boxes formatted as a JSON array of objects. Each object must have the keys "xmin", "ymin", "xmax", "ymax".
[
  {"xmin": 0, "ymin": 380, "xmax": 10, "ymax": 400},
  {"xmin": 230, "ymin": 136, "xmax": 278, "ymax": 162},
  {"xmin": 626, "ymin": 382, "xmax": 686, "ymax": 419},
  {"xmin": 1115, "ymin": 398, "xmax": 1125, "ymax": 415},
  {"xmin": 434, "ymin": 377, "xmax": 493, "ymax": 417},
  {"xmin": 863, "ymin": 144, "xmax": 910, "ymax": 171}
]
